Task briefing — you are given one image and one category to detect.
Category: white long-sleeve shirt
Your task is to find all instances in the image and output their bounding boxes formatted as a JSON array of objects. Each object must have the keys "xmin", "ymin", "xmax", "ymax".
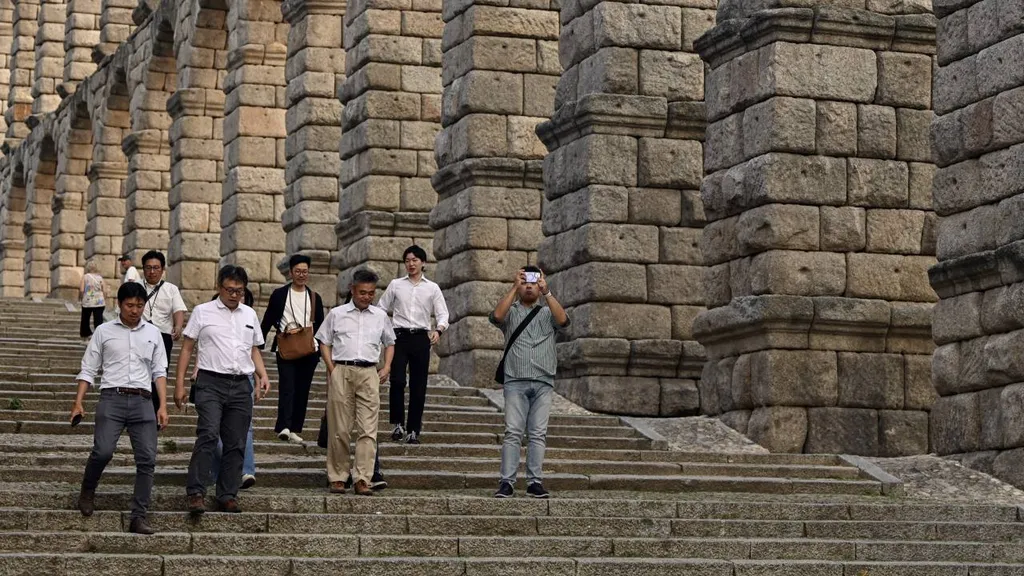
[
  {"xmin": 377, "ymin": 276, "xmax": 449, "ymax": 331},
  {"xmin": 77, "ymin": 317, "xmax": 168, "ymax": 390},
  {"xmin": 315, "ymin": 302, "xmax": 396, "ymax": 363}
]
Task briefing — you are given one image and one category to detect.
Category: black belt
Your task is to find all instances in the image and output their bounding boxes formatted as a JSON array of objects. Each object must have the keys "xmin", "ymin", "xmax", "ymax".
[
  {"xmin": 198, "ymin": 369, "xmax": 249, "ymax": 382},
  {"xmin": 395, "ymin": 328, "xmax": 428, "ymax": 335},
  {"xmin": 336, "ymin": 360, "xmax": 376, "ymax": 368},
  {"xmin": 106, "ymin": 387, "xmax": 152, "ymax": 399}
]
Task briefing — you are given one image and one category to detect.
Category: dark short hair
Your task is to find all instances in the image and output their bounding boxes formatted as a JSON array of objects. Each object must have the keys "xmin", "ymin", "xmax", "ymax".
[
  {"xmin": 218, "ymin": 265, "xmax": 248, "ymax": 287},
  {"xmin": 141, "ymin": 250, "xmax": 165, "ymax": 268},
  {"xmin": 403, "ymin": 245, "xmax": 427, "ymax": 262},
  {"xmin": 523, "ymin": 265, "xmax": 542, "ymax": 274},
  {"xmin": 117, "ymin": 281, "xmax": 147, "ymax": 302},
  {"xmin": 117, "ymin": 254, "xmax": 132, "ymax": 262},
  {"xmin": 289, "ymin": 254, "xmax": 312, "ymax": 270},
  {"xmin": 351, "ymin": 269, "xmax": 379, "ymax": 286}
]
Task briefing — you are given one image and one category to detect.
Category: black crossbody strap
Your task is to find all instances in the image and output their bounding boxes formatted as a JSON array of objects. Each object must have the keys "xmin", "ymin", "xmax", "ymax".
[{"xmin": 499, "ymin": 306, "xmax": 542, "ymax": 365}]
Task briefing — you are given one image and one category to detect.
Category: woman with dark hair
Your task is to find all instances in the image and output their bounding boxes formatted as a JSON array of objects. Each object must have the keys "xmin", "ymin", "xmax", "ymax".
[{"xmin": 260, "ymin": 254, "xmax": 325, "ymax": 443}]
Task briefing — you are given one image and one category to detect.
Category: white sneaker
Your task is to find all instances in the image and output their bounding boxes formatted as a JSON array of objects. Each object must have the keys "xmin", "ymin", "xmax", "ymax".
[
  {"xmin": 288, "ymin": 432, "xmax": 303, "ymax": 444},
  {"xmin": 277, "ymin": 428, "xmax": 290, "ymax": 441},
  {"xmin": 241, "ymin": 474, "xmax": 256, "ymax": 489}
]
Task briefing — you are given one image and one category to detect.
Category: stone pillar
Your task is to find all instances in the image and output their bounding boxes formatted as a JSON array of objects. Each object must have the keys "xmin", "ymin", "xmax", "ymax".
[
  {"xmin": 0, "ymin": 0, "xmax": 14, "ymax": 140},
  {"xmin": 121, "ymin": 129, "xmax": 169, "ymax": 255},
  {"xmin": 96, "ymin": 0, "xmax": 133, "ymax": 61},
  {"xmin": 84, "ymin": 160, "xmax": 125, "ymax": 283},
  {"xmin": 281, "ymin": 0, "xmax": 344, "ymax": 305},
  {"xmin": 532, "ymin": 0, "xmax": 713, "ymax": 413},
  {"xmin": 928, "ymin": 0, "xmax": 1024, "ymax": 484},
  {"xmin": 692, "ymin": 5, "xmax": 938, "ymax": 455},
  {"xmin": 23, "ymin": 146, "xmax": 55, "ymax": 296},
  {"xmin": 0, "ymin": 164, "xmax": 26, "ymax": 295},
  {"xmin": 5, "ymin": 0, "xmax": 37, "ymax": 145},
  {"xmin": 63, "ymin": 0, "xmax": 100, "ymax": 91},
  {"xmin": 48, "ymin": 113, "xmax": 91, "ymax": 299},
  {"xmin": 335, "ymin": 0, "xmax": 443, "ymax": 298},
  {"xmin": 31, "ymin": 0, "xmax": 65, "ymax": 116},
  {"xmin": 167, "ymin": 88, "xmax": 224, "ymax": 305},
  {"xmin": 219, "ymin": 29, "xmax": 288, "ymax": 303},
  {"xmin": 429, "ymin": 0, "xmax": 559, "ymax": 386}
]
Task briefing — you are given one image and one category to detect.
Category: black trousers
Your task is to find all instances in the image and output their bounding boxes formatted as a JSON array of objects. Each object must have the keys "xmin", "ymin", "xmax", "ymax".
[
  {"xmin": 186, "ymin": 373, "xmax": 253, "ymax": 503},
  {"xmin": 79, "ymin": 307, "xmax": 104, "ymax": 337},
  {"xmin": 276, "ymin": 353, "xmax": 319, "ymax": 433},
  {"xmin": 389, "ymin": 331, "xmax": 431, "ymax": 434}
]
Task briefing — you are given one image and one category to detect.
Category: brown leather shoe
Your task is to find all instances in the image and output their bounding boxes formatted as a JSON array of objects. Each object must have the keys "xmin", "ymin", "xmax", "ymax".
[
  {"xmin": 218, "ymin": 498, "xmax": 241, "ymax": 513},
  {"xmin": 128, "ymin": 516, "xmax": 155, "ymax": 535},
  {"xmin": 354, "ymin": 479, "xmax": 373, "ymax": 496},
  {"xmin": 187, "ymin": 494, "xmax": 205, "ymax": 516},
  {"xmin": 329, "ymin": 481, "xmax": 346, "ymax": 494},
  {"xmin": 77, "ymin": 488, "xmax": 94, "ymax": 517}
]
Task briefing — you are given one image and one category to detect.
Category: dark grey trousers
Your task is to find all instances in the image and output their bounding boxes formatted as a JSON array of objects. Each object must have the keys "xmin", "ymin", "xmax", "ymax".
[
  {"xmin": 186, "ymin": 372, "xmax": 253, "ymax": 503},
  {"xmin": 81, "ymin": 389, "xmax": 157, "ymax": 520}
]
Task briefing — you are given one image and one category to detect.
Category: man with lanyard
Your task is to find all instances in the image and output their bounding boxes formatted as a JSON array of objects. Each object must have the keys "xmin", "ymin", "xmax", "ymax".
[
  {"xmin": 174, "ymin": 265, "xmax": 270, "ymax": 515},
  {"xmin": 377, "ymin": 245, "xmax": 449, "ymax": 445},
  {"xmin": 70, "ymin": 282, "xmax": 169, "ymax": 534},
  {"xmin": 140, "ymin": 250, "xmax": 187, "ymax": 362}
]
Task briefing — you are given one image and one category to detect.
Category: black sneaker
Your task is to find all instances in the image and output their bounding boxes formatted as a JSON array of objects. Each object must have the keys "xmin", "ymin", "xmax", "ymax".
[
  {"xmin": 371, "ymin": 473, "xmax": 388, "ymax": 491},
  {"xmin": 526, "ymin": 482, "xmax": 549, "ymax": 499},
  {"xmin": 391, "ymin": 424, "xmax": 405, "ymax": 442},
  {"xmin": 494, "ymin": 481, "xmax": 514, "ymax": 498},
  {"xmin": 406, "ymin": 431, "xmax": 420, "ymax": 445}
]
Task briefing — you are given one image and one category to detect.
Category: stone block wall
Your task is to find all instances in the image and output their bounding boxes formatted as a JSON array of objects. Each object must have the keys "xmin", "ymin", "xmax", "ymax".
[
  {"xmin": 6, "ymin": 0, "xmax": 37, "ymax": 145},
  {"xmin": 0, "ymin": 163, "xmax": 25, "ymax": 295},
  {"xmin": 335, "ymin": 0, "xmax": 443, "ymax": 297},
  {"xmin": 429, "ymin": 0, "xmax": 560, "ymax": 386},
  {"xmin": 32, "ymin": 0, "xmax": 65, "ymax": 116},
  {"xmin": 282, "ymin": 0, "xmax": 344, "ymax": 304},
  {"xmin": 534, "ymin": 0, "xmax": 715, "ymax": 414},
  {"xmin": 929, "ymin": 0, "xmax": 1024, "ymax": 485},
  {"xmin": 693, "ymin": 3, "xmax": 939, "ymax": 455}
]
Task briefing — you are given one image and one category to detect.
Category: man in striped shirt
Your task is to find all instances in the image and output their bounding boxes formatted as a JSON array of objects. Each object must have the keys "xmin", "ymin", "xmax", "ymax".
[{"xmin": 489, "ymin": 265, "xmax": 569, "ymax": 499}]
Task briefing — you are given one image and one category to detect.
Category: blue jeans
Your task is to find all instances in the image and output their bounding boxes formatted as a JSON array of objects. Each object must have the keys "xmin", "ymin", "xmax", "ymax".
[
  {"xmin": 500, "ymin": 380, "xmax": 553, "ymax": 485},
  {"xmin": 211, "ymin": 376, "xmax": 256, "ymax": 482}
]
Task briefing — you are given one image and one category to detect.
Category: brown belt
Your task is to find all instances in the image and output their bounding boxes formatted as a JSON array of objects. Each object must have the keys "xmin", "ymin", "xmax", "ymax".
[{"xmin": 109, "ymin": 387, "xmax": 152, "ymax": 399}]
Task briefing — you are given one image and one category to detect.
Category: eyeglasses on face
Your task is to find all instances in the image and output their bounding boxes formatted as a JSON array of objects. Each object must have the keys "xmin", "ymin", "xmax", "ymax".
[
  {"xmin": 292, "ymin": 269, "xmax": 309, "ymax": 276},
  {"xmin": 143, "ymin": 266, "xmax": 163, "ymax": 272},
  {"xmin": 222, "ymin": 287, "xmax": 245, "ymax": 296}
]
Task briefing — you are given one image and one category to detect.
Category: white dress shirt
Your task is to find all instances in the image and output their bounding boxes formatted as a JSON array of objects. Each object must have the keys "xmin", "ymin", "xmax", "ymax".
[
  {"xmin": 377, "ymin": 275, "xmax": 449, "ymax": 331},
  {"xmin": 123, "ymin": 266, "xmax": 142, "ymax": 284},
  {"xmin": 183, "ymin": 299, "xmax": 265, "ymax": 375},
  {"xmin": 315, "ymin": 302, "xmax": 396, "ymax": 363},
  {"xmin": 77, "ymin": 317, "xmax": 168, "ymax": 390},
  {"xmin": 142, "ymin": 281, "xmax": 188, "ymax": 335}
]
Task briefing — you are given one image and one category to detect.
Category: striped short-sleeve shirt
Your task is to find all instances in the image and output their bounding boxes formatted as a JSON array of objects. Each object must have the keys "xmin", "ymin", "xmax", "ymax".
[{"xmin": 489, "ymin": 301, "xmax": 569, "ymax": 385}]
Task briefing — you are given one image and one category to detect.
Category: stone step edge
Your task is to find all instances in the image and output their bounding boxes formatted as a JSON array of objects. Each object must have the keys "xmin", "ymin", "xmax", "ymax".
[{"xmin": 838, "ymin": 454, "xmax": 904, "ymax": 497}]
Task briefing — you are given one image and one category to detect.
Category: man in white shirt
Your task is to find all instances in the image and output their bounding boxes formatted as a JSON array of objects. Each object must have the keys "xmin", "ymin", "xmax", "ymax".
[
  {"xmin": 70, "ymin": 282, "xmax": 169, "ymax": 535},
  {"xmin": 316, "ymin": 269, "xmax": 395, "ymax": 496},
  {"xmin": 140, "ymin": 250, "xmax": 187, "ymax": 362},
  {"xmin": 175, "ymin": 265, "xmax": 270, "ymax": 515},
  {"xmin": 377, "ymin": 245, "xmax": 449, "ymax": 445},
  {"xmin": 119, "ymin": 254, "xmax": 142, "ymax": 284}
]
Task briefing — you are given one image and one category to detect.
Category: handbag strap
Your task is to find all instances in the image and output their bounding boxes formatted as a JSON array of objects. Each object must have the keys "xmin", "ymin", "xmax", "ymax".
[
  {"xmin": 307, "ymin": 288, "xmax": 316, "ymax": 325},
  {"xmin": 498, "ymin": 306, "xmax": 543, "ymax": 366}
]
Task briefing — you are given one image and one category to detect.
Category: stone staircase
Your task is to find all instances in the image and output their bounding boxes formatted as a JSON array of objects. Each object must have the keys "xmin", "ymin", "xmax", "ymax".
[{"xmin": 0, "ymin": 298, "xmax": 1021, "ymax": 574}]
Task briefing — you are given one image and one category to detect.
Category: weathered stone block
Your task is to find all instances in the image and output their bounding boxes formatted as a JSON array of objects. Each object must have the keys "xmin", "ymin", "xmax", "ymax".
[
  {"xmin": 577, "ymin": 47, "xmax": 639, "ymax": 97},
  {"xmin": 750, "ymin": 349, "xmax": 839, "ymax": 407},
  {"xmin": 820, "ymin": 206, "xmax": 866, "ymax": 252},
  {"xmin": 566, "ymin": 302, "xmax": 672, "ymax": 341},
  {"xmin": 742, "ymin": 97, "xmax": 816, "ymax": 158},
  {"xmin": 904, "ymin": 354, "xmax": 938, "ymax": 411},
  {"xmin": 806, "ymin": 407, "xmax": 880, "ymax": 456},
  {"xmin": 930, "ymin": 392, "xmax": 981, "ymax": 454},
  {"xmin": 865, "ymin": 209, "xmax": 926, "ymax": 254},
  {"xmin": 647, "ymin": 264, "xmax": 703, "ymax": 305},
  {"xmin": 747, "ymin": 406, "xmax": 808, "ymax": 453},
  {"xmin": 762, "ymin": 43, "xmax": 878, "ymax": 103},
  {"xmin": 638, "ymin": 50, "xmax": 704, "ymax": 101},
  {"xmin": 816, "ymin": 100, "xmax": 857, "ymax": 156},
  {"xmin": 879, "ymin": 410, "xmax": 929, "ymax": 456},
  {"xmin": 837, "ymin": 352, "xmax": 905, "ymax": 410},
  {"xmin": 876, "ymin": 52, "xmax": 933, "ymax": 109},
  {"xmin": 538, "ymin": 223, "xmax": 658, "ymax": 273},
  {"xmin": 857, "ymin": 104, "xmax": 897, "ymax": 160},
  {"xmin": 932, "ymin": 291, "xmax": 983, "ymax": 345},
  {"xmin": 637, "ymin": 138, "xmax": 702, "ymax": 190},
  {"xmin": 660, "ymin": 378, "xmax": 700, "ymax": 416},
  {"xmin": 543, "ymin": 134, "xmax": 638, "ymax": 199},
  {"xmin": 546, "ymin": 261, "xmax": 647, "ymax": 308},
  {"xmin": 736, "ymin": 204, "xmax": 819, "ymax": 253},
  {"xmin": 848, "ymin": 158, "xmax": 909, "ymax": 208},
  {"xmin": 660, "ymin": 227, "xmax": 703, "ymax": 266},
  {"xmin": 558, "ymin": 375, "xmax": 662, "ymax": 416},
  {"xmin": 749, "ymin": 250, "xmax": 846, "ymax": 297},
  {"xmin": 846, "ymin": 253, "xmax": 937, "ymax": 302},
  {"xmin": 592, "ymin": 3, "xmax": 682, "ymax": 51},
  {"xmin": 541, "ymin": 186, "xmax": 627, "ymax": 236},
  {"xmin": 984, "ymin": 329, "xmax": 1024, "ymax": 386}
]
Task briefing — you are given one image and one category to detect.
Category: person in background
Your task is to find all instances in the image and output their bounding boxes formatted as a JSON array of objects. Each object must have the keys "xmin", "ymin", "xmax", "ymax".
[
  {"xmin": 118, "ymin": 254, "xmax": 142, "ymax": 285},
  {"xmin": 175, "ymin": 265, "xmax": 269, "ymax": 515},
  {"xmin": 79, "ymin": 259, "xmax": 106, "ymax": 342},
  {"xmin": 71, "ymin": 282, "xmax": 169, "ymax": 535},
  {"xmin": 140, "ymin": 250, "xmax": 187, "ymax": 362},
  {"xmin": 316, "ymin": 269, "xmax": 395, "ymax": 496},
  {"xmin": 260, "ymin": 254, "xmax": 325, "ymax": 444},
  {"xmin": 377, "ymin": 245, "xmax": 449, "ymax": 445},
  {"xmin": 490, "ymin": 266, "xmax": 569, "ymax": 499}
]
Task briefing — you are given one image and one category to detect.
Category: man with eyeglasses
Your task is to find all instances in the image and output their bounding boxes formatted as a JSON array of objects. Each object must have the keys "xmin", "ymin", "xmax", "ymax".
[
  {"xmin": 140, "ymin": 250, "xmax": 187, "ymax": 362},
  {"xmin": 175, "ymin": 265, "xmax": 270, "ymax": 515}
]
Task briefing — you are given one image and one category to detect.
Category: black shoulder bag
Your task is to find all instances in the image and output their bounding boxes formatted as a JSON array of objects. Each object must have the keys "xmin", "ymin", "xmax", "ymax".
[{"xmin": 494, "ymin": 307, "xmax": 543, "ymax": 384}]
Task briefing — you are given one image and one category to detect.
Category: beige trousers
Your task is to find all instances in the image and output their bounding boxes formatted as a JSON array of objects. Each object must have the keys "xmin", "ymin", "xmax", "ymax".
[{"xmin": 326, "ymin": 365, "xmax": 379, "ymax": 484}]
